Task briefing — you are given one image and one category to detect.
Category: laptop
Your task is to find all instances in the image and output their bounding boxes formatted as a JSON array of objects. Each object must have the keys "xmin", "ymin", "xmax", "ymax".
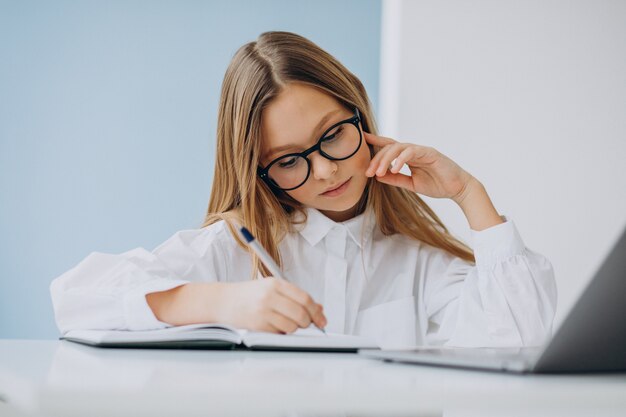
[{"xmin": 359, "ymin": 226, "xmax": 626, "ymax": 373}]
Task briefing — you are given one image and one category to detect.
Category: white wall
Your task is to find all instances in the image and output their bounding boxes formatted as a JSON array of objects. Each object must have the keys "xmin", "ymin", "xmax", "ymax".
[{"xmin": 380, "ymin": 0, "xmax": 626, "ymax": 326}]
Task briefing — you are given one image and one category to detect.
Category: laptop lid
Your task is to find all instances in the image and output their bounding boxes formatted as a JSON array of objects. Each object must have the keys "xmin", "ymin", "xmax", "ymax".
[{"xmin": 532, "ymin": 225, "xmax": 626, "ymax": 373}]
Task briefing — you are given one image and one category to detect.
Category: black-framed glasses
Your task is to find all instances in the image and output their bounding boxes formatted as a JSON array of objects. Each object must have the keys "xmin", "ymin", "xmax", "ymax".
[{"xmin": 258, "ymin": 108, "xmax": 362, "ymax": 191}]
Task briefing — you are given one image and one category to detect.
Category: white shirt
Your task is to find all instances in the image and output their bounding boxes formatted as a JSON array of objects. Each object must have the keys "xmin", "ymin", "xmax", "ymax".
[{"xmin": 50, "ymin": 207, "xmax": 557, "ymax": 348}]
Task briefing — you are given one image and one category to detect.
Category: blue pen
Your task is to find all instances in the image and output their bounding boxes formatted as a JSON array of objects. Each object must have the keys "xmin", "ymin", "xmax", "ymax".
[{"xmin": 240, "ymin": 226, "xmax": 327, "ymax": 335}]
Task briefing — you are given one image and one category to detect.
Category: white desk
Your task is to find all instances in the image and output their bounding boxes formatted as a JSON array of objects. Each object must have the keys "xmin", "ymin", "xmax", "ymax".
[{"xmin": 0, "ymin": 340, "xmax": 625, "ymax": 417}]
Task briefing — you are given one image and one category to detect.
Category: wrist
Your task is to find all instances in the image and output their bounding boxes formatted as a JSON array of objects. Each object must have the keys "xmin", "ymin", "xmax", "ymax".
[
  {"xmin": 455, "ymin": 178, "xmax": 503, "ymax": 231},
  {"xmin": 452, "ymin": 176, "xmax": 480, "ymax": 207},
  {"xmin": 146, "ymin": 282, "xmax": 227, "ymax": 326}
]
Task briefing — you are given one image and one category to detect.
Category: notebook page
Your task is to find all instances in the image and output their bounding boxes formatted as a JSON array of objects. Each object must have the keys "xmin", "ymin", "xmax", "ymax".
[
  {"xmin": 63, "ymin": 323, "xmax": 242, "ymax": 344},
  {"xmin": 240, "ymin": 325, "xmax": 379, "ymax": 349}
]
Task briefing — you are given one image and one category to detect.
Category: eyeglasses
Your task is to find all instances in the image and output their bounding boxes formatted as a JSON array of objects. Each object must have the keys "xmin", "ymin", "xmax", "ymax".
[{"xmin": 258, "ymin": 108, "xmax": 362, "ymax": 191}]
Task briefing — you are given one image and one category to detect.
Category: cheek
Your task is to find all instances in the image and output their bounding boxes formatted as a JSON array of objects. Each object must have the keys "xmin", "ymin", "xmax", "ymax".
[
  {"xmin": 285, "ymin": 182, "xmax": 315, "ymax": 204},
  {"xmin": 354, "ymin": 143, "xmax": 373, "ymax": 171}
]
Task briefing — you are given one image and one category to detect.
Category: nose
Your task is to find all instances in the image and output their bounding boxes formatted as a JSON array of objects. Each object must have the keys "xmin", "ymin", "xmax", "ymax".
[{"xmin": 310, "ymin": 153, "xmax": 338, "ymax": 180}]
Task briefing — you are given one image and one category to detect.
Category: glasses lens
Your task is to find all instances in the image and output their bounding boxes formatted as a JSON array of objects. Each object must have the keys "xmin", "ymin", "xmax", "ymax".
[
  {"xmin": 267, "ymin": 154, "xmax": 309, "ymax": 190},
  {"xmin": 320, "ymin": 121, "xmax": 361, "ymax": 159}
]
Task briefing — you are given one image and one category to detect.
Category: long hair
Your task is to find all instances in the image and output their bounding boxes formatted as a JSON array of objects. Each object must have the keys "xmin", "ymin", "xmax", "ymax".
[{"xmin": 203, "ymin": 31, "xmax": 474, "ymax": 279}]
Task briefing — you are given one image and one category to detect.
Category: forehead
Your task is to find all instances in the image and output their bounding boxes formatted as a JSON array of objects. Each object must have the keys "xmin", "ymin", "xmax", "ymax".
[{"xmin": 260, "ymin": 83, "xmax": 343, "ymax": 151}]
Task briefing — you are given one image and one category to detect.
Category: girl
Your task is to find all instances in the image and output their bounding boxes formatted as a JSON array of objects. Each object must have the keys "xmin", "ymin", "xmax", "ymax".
[{"xmin": 51, "ymin": 31, "xmax": 557, "ymax": 348}]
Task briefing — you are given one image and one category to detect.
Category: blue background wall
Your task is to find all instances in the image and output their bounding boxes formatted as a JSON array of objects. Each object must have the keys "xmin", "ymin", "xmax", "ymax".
[{"xmin": 0, "ymin": 0, "xmax": 381, "ymax": 339}]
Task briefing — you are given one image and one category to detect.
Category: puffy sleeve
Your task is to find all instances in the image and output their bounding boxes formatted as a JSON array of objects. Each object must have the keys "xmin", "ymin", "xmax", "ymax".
[
  {"xmin": 50, "ymin": 223, "xmax": 230, "ymax": 335},
  {"xmin": 419, "ymin": 218, "xmax": 557, "ymax": 347}
]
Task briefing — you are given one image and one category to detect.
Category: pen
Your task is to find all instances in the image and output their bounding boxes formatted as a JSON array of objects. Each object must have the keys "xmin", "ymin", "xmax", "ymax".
[{"xmin": 239, "ymin": 226, "xmax": 327, "ymax": 335}]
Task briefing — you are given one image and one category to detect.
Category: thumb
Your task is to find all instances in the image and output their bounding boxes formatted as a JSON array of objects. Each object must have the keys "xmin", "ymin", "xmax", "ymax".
[{"xmin": 374, "ymin": 172, "xmax": 414, "ymax": 191}]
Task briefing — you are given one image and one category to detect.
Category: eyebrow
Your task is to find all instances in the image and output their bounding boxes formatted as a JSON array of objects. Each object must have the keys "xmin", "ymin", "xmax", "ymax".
[{"xmin": 264, "ymin": 108, "xmax": 343, "ymax": 161}]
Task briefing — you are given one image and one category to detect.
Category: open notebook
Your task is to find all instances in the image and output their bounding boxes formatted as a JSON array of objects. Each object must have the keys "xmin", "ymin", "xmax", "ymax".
[{"xmin": 61, "ymin": 323, "xmax": 379, "ymax": 352}]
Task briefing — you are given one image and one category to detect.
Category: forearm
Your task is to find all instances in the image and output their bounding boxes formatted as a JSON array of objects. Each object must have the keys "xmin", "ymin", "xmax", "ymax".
[
  {"xmin": 454, "ymin": 178, "xmax": 504, "ymax": 231},
  {"xmin": 146, "ymin": 282, "xmax": 227, "ymax": 326}
]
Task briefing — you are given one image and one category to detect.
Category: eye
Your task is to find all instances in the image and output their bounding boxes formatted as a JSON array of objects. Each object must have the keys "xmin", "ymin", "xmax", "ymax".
[
  {"xmin": 323, "ymin": 125, "xmax": 345, "ymax": 142},
  {"xmin": 278, "ymin": 157, "xmax": 298, "ymax": 169}
]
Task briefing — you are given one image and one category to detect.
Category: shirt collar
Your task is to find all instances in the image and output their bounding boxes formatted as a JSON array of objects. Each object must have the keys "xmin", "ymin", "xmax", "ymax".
[{"xmin": 294, "ymin": 206, "xmax": 376, "ymax": 249}]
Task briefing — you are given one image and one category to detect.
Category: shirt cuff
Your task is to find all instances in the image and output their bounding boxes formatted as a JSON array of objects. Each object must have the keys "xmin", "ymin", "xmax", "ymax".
[
  {"xmin": 470, "ymin": 216, "xmax": 526, "ymax": 267},
  {"xmin": 123, "ymin": 279, "xmax": 190, "ymax": 330}
]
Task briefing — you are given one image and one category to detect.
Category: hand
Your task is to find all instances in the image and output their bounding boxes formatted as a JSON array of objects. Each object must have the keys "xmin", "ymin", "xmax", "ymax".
[
  {"xmin": 216, "ymin": 278, "xmax": 327, "ymax": 334},
  {"xmin": 364, "ymin": 132, "xmax": 475, "ymax": 204},
  {"xmin": 364, "ymin": 132, "xmax": 504, "ymax": 230}
]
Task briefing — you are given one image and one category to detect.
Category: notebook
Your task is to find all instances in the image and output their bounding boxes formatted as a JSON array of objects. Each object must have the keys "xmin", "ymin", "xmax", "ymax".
[{"xmin": 61, "ymin": 323, "xmax": 379, "ymax": 352}]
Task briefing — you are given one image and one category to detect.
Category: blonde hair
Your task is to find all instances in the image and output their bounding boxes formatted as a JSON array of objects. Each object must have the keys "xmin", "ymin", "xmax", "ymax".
[{"xmin": 204, "ymin": 31, "xmax": 474, "ymax": 279}]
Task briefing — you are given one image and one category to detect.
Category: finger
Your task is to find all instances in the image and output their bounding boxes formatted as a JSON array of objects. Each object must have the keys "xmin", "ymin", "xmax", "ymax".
[
  {"xmin": 267, "ymin": 310, "xmax": 300, "ymax": 334},
  {"xmin": 375, "ymin": 171, "xmax": 415, "ymax": 190},
  {"xmin": 366, "ymin": 144, "xmax": 397, "ymax": 177},
  {"xmin": 373, "ymin": 143, "xmax": 407, "ymax": 177},
  {"xmin": 398, "ymin": 145, "xmax": 437, "ymax": 167},
  {"xmin": 363, "ymin": 131, "xmax": 396, "ymax": 146},
  {"xmin": 390, "ymin": 147, "xmax": 415, "ymax": 173},
  {"xmin": 382, "ymin": 144, "xmax": 433, "ymax": 176},
  {"xmin": 310, "ymin": 303, "xmax": 327, "ymax": 329},
  {"xmin": 271, "ymin": 294, "xmax": 312, "ymax": 328},
  {"xmin": 277, "ymin": 281, "xmax": 327, "ymax": 328}
]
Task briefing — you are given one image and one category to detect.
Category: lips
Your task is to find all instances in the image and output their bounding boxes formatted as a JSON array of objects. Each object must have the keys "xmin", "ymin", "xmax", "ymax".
[{"xmin": 320, "ymin": 177, "xmax": 351, "ymax": 195}]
